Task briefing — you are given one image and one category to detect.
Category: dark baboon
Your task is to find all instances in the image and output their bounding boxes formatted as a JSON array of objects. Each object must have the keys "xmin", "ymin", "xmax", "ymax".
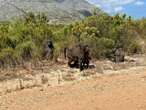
[
  {"xmin": 64, "ymin": 43, "xmax": 91, "ymax": 71},
  {"xmin": 114, "ymin": 47, "xmax": 125, "ymax": 63},
  {"xmin": 42, "ymin": 39, "xmax": 54, "ymax": 60}
]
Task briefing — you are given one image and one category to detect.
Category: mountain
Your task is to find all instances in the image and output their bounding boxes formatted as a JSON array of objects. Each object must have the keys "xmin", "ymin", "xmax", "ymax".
[{"xmin": 0, "ymin": 0, "xmax": 97, "ymax": 23}]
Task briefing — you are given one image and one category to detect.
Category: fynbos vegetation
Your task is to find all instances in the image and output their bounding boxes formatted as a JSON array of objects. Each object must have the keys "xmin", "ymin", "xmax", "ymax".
[{"xmin": 0, "ymin": 11, "xmax": 146, "ymax": 68}]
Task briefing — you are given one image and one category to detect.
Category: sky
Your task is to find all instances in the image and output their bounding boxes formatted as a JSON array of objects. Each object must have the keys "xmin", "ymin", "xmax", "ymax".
[{"xmin": 87, "ymin": 0, "xmax": 146, "ymax": 19}]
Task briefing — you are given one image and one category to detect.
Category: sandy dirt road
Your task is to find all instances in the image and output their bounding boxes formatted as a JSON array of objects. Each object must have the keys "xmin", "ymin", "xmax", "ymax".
[{"xmin": 0, "ymin": 70, "xmax": 146, "ymax": 110}]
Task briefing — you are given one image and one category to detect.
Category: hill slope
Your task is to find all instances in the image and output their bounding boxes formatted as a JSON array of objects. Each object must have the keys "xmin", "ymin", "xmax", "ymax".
[{"xmin": 0, "ymin": 0, "xmax": 96, "ymax": 22}]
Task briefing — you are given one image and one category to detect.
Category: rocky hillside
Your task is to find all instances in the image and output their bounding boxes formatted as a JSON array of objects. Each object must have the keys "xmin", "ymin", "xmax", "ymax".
[{"xmin": 0, "ymin": 0, "xmax": 97, "ymax": 23}]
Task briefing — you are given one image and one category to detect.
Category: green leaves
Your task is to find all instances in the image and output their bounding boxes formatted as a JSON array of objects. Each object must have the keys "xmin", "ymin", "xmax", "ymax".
[
  {"xmin": 63, "ymin": 13, "xmax": 144, "ymax": 58},
  {"xmin": 0, "ymin": 11, "xmax": 145, "ymax": 67},
  {"xmin": 0, "ymin": 12, "xmax": 55, "ymax": 67}
]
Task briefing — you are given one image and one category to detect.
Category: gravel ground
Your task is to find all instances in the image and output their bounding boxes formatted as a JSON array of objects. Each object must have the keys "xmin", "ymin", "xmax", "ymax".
[{"xmin": 0, "ymin": 66, "xmax": 146, "ymax": 110}]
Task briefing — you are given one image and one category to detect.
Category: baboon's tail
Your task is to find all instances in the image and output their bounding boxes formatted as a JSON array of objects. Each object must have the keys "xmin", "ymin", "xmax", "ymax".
[{"xmin": 64, "ymin": 47, "xmax": 67, "ymax": 59}]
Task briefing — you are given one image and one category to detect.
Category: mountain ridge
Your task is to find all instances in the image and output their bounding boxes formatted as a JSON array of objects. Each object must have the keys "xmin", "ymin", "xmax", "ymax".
[{"xmin": 0, "ymin": 0, "xmax": 97, "ymax": 23}]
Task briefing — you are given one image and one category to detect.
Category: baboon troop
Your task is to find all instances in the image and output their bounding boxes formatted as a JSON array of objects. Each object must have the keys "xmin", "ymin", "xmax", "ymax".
[
  {"xmin": 41, "ymin": 39, "xmax": 126, "ymax": 71},
  {"xmin": 0, "ymin": 37, "xmax": 126, "ymax": 70}
]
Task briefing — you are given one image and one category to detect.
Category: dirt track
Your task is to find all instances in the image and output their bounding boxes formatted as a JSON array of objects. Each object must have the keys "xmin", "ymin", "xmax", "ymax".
[{"xmin": 0, "ymin": 67, "xmax": 146, "ymax": 110}]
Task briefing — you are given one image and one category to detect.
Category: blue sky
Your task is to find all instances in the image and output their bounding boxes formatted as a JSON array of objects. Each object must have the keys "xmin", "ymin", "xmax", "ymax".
[{"xmin": 87, "ymin": 0, "xmax": 146, "ymax": 19}]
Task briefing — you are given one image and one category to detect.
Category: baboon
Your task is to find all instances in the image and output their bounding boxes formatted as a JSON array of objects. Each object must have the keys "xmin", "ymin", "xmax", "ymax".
[
  {"xmin": 114, "ymin": 47, "xmax": 125, "ymax": 63},
  {"xmin": 82, "ymin": 44, "xmax": 91, "ymax": 68},
  {"xmin": 64, "ymin": 43, "xmax": 91, "ymax": 71},
  {"xmin": 42, "ymin": 39, "xmax": 54, "ymax": 60}
]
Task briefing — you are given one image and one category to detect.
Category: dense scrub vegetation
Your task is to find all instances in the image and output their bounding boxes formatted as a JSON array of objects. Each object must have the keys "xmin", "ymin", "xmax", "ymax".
[
  {"xmin": 58, "ymin": 13, "xmax": 146, "ymax": 58},
  {"xmin": 0, "ymin": 12, "xmax": 146, "ymax": 68}
]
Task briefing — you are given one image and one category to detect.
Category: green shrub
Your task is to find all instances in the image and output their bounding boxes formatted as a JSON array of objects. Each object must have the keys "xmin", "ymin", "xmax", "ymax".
[
  {"xmin": 0, "ymin": 48, "xmax": 17, "ymax": 67},
  {"xmin": 15, "ymin": 41, "xmax": 39, "ymax": 61},
  {"xmin": 0, "ymin": 12, "xmax": 145, "ymax": 67}
]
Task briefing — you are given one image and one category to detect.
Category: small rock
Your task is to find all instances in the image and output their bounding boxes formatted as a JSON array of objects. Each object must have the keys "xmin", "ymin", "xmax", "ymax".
[{"xmin": 62, "ymin": 73, "xmax": 76, "ymax": 81}]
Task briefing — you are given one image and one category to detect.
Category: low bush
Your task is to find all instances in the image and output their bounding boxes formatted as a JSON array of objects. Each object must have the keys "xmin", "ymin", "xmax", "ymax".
[{"xmin": 0, "ymin": 12, "xmax": 145, "ymax": 68}]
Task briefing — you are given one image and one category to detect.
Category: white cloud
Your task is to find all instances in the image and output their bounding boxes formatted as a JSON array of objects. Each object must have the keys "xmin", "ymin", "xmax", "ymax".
[
  {"xmin": 135, "ymin": 1, "xmax": 145, "ymax": 6},
  {"xmin": 87, "ymin": 0, "xmax": 145, "ymax": 13},
  {"xmin": 95, "ymin": 4, "xmax": 102, "ymax": 8},
  {"xmin": 114, "ymin": 6, "xmax": 124, "ymax": 12},
  {"xmin": 87, "ymin": 0, "xmax": 137, "ymax": 6}
]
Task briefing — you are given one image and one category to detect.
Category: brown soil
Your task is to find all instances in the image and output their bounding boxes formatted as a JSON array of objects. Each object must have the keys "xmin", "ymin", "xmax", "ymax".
[{"xmin": 0, "ymin": 68, "xmax": 146, "ymax": 110}]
